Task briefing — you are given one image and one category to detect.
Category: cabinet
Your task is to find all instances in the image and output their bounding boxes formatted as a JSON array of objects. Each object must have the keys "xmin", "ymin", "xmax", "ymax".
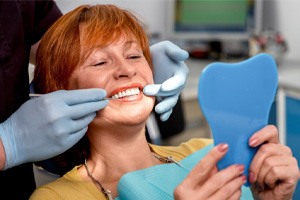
[
  {"xmin": 276, "ymin": 62, "xmax": 300, "ymax": 199},
  {"xmin": 275, "ymin": 92, "xmax": 300, "ymax": 199}
]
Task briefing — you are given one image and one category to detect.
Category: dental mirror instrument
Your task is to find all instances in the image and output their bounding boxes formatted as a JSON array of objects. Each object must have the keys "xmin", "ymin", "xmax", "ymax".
[{"xmin": 29, "ymin": 93, "xmax": 113, "ymax": 100}]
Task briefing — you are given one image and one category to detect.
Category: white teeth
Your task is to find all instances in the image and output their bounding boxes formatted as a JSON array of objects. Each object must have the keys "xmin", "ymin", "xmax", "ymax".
[{"xmin": 111, "ymin": 88, "xmax": 140, "ymax": 99}]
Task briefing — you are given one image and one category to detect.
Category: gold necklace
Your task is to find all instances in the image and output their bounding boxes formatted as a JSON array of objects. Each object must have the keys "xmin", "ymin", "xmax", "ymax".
[
  {"xmin": 152, "ymin": 153, "xmax": 183, "ymax": 167},
  {"xmin": 84, "ymin": 154, "xmax": 182, "ymax": 199},
  {"xmin": 84, "ymin": 159, "xmax": 113, "ymax": 200}
]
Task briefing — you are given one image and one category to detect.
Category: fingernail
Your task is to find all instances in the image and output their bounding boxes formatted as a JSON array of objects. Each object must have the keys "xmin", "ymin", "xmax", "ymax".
[
  {"xmin": 236, "ymin": 164, "xmax": 245, "ymax": 174},
  {"xmin": 218, "ymin": 143, "xmax": 228, "ymax": 152},
  {"xmin": 241, "ymin": 175, "xmax": 247, "ymax": 184},
  {"xmin": 249, "ymin": 137, "xmax": 258, "ymax": 146},
  {"xmin": 249, "ymin": 172, "xmax": 256, "ymax": 184}
]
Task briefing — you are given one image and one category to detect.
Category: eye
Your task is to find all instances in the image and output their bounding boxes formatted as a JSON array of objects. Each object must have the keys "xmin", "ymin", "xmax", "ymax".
[
  {"xmin": 91, "ymin": 61, "xmax": 106, "ymax": 66},
  {"xmin": 128, "ymin": 55, "xmax": 142, "ymax": 59}
]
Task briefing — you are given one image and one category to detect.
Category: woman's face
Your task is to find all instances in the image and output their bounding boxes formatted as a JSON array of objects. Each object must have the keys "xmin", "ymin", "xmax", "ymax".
[{"xmin": 68, "ymin": 35, "xmax": 155, "ymax": 127}]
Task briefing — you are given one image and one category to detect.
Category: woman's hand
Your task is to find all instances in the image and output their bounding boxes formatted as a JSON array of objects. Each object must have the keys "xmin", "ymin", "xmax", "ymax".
[
  {"xmin": 248, "ymin": 125, "xmax": 300, "ymax": 200},
  {"xmin": 174, "ymin": 144, "xmax": 246, "ymax": 200}
]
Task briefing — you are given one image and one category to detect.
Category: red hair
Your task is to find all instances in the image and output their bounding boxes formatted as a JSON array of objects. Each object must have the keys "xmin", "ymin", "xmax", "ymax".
[{"xmin": 34, "ymin": 4, "xmax": 151, "ymax": 93}]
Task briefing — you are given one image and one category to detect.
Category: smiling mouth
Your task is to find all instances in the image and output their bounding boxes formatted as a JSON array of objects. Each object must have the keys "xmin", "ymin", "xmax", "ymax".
[{"xmin": 110, "ymin": 87, "xmax": 140, "ymax": 99}]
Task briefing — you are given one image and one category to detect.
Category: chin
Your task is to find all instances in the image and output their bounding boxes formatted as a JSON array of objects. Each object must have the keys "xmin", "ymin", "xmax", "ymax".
[
  {"xmin": 96, "ymin": 105, "xmax": 153, "ymax": 127},
  {"xmin": 119, "ymin": 106, "xmax": 152, "ymax": 123}
]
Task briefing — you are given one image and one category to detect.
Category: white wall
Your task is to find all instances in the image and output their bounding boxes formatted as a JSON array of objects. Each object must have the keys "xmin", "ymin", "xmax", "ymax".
[
  {"xmin": 55, "ymin": 0, "xmax": 300, "ymax": 62},
  {"xmin": 55, "ymin": 0, "xmax": 168, "ymax": 39},
  {"xmin": 275, "ymin": 0, "xmax": 300, "ymax": 62}
]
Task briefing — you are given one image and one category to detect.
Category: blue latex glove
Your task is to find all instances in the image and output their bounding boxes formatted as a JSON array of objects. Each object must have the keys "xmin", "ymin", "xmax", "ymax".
[
  {"xmin": 0, "ymin": 89, "xmax": 108, "ymax": 170},
  {"xmin": 143, "ymin": 41, "xmax": 189, "ymax": 121}
]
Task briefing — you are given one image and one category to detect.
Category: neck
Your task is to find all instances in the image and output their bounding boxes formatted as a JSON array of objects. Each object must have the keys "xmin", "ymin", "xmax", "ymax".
[
  {"xmin": 90, "ymin": 127, "xmax": 157, "ymax": 172},
  {"xmin": 80, "ymin": 123, "xmax": 161, "ymax": 197},
  {"xmin": 89, "ymin": 123, "xmax": 153, "ymax": 160}
]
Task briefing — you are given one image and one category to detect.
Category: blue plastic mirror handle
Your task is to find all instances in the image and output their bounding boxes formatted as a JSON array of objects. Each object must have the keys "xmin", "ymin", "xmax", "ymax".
[{"xmin": 198, "ymin": 53, "xmax": 278, "ymax": 186}]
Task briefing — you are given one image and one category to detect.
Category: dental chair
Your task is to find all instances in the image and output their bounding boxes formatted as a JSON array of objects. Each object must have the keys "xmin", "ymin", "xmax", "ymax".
[{"xmin": 146, "ymin": 95, "xmax": 185, "ymax": 145}]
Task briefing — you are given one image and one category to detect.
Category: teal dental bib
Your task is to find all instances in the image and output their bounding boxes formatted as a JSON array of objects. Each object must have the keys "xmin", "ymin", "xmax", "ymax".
[
  {"xmin": 116, "ymin": 144, "xmax": 253, "ymax": 200},
  {"xmin": 198, "ymin": 53, "xmax": 278, "ymax": 186}
]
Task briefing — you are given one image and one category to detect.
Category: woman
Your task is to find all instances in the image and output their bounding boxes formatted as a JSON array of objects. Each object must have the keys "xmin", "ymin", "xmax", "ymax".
[{"xmin": 30, "ymin": 4, "xmax": 299, "ymax": 200}]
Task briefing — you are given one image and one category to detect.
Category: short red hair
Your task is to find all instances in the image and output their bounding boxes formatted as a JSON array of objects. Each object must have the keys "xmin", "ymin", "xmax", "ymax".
[{"xmin": 34, "ymin": 4, "xmax": 152, "ymax": 93}]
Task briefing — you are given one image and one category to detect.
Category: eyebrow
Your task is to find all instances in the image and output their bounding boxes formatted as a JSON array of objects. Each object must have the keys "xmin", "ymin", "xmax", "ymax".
[
  {"xmin": 123, "ymin": 40, "xmax": 139, "ymax": 48},
  {"xmin": 89, "ymin": 39, "xmax": 139, "ymax": 52},
  {"xmin": 82, "ymin": 39, "xmax": 141, "ymax": 63}
]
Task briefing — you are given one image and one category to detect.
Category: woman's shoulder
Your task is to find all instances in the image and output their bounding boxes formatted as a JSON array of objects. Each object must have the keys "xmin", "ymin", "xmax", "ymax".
[
  {"xmin": 29, "ymin": 165, "xmax": 103, "ymax": 200},
  {"xmin": 150, "ymin": 138, "xmax": 213, "ymax": 161}
]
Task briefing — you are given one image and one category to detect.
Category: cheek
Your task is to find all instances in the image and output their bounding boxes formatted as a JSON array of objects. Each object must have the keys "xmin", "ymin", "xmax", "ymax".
[
  {"xmin": 141, "ymin": 66, "xmax": 154, "ymax": 84},
  {"xmin": 68, "ymin": 71, "xmax": 108, "ymax": 89}
]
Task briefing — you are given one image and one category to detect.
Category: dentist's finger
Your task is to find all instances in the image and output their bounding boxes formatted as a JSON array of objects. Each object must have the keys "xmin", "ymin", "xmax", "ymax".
[{"xmin": 154, "ymin": 96, "xmax": 179, "ymax": 114}]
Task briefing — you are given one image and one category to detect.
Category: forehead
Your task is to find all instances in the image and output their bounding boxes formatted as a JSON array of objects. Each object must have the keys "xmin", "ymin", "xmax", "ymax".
[{"xmin": 78, "ymin": 25, "xmax": 141, "ymax": 63}]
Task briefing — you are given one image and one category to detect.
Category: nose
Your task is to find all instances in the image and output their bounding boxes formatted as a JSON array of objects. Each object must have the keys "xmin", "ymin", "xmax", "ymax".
[{"xmin": 113, "ymin": 58, "xmax": 137, "ymax": 79}]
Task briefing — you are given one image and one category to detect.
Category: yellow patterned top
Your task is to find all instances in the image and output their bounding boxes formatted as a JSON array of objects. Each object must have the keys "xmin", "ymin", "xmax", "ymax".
[{"xmin": 29, "ymin": 138, "xmax": 213, "ymax": 200}]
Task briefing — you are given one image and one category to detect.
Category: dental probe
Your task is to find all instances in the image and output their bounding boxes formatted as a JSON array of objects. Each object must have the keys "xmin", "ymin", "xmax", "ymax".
[{"xmin": 29, "ymin": 93, "xmax": 113, "ymax": 100}]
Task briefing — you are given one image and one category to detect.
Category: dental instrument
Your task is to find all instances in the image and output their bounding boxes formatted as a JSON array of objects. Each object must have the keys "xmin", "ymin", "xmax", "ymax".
[{"xmin": 29, "ymin": 93, "xmax": 113, "ymax": 100}]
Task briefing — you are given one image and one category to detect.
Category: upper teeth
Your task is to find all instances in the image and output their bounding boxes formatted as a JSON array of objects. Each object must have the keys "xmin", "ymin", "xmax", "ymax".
[{"xmin": 111, "ymin": 88, "xmax": 140, "ymax": 99}]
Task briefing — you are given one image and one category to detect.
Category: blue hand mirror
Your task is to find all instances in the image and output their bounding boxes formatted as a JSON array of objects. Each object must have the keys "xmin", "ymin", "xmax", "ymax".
[{"xmin": 198, "ymin": 53, "xmax": 278, "ymax": 186}]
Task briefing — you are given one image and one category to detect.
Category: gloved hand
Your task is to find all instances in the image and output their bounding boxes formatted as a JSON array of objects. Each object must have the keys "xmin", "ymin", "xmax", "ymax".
[
  {"xmin": 0, "ymin": 89, "xmax": 108, "ymax": 170},
  {"xmin": 143, "ymin": 41, "xmax": 189, "ymax": 121}
]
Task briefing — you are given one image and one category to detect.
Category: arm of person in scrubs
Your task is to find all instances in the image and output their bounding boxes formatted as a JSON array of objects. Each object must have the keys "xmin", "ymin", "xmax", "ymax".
[{"xmin": 0, "ymin": 42, "xmax": 109, "ymax": 170}]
